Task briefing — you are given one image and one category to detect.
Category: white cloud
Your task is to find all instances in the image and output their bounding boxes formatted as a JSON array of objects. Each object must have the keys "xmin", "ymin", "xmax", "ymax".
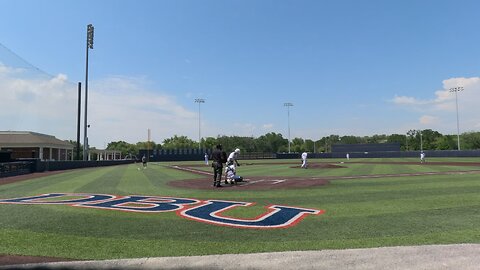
[
  {"xmin": 391, "ymin": 95, "xmax": 427, "ymax": 106},
  {"xmin": 0, "ymin": 65, "xmax": 200, "ymax": 148},
  {"xmin": 419, "ymin": 115, "xmax": 439, "ymax": 125},
  {"xmin": 84, "ymin": 76, "xmax": 199, "ymax": 147},
  {"xmin": 262, "ymin": 123, "xmax": 274, "ymax": 130},
  {"xmin": 391, "ymin": 76, "xmax": 480, "ymax": 134},
  {"xmin": 0, "ymin": 65, "xmax": 77, "ymax": 137}
]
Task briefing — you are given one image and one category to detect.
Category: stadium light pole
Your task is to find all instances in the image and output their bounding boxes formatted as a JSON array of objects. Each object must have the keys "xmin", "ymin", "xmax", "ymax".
[
  {"xmin": 76, "ymin": 82, "xmax": 81, "ymax": 160},
  {"xmin": 83, "ymin": 24, "xmax": 94, "ymax": 161},
  {"xmin": 284, "ymin": 102, "xmax": 293, "ymax": 153},
  {"xmin": 449, "ymin": 86, "xmax": 464, "ymax": 150},
  {"xmin": 419, "ymin": 130, "xmax": 423, "ymax": 152},
  {"xmin": 195, "ymin": 98, "xmax": 205, "ymax": 151}
]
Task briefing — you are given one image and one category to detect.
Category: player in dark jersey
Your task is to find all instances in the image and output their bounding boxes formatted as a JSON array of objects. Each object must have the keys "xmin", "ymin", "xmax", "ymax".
[{"xmin": 210, "ymin": 144, "xmax": 227, "ymax": 187}]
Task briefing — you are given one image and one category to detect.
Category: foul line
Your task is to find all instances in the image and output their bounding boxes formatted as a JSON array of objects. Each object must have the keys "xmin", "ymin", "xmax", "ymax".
[
  {"xmin": 170, "ymin": 165, "xmax": 213, "ymax": 176},
  {"xmin": 169, "ymin": 165, "xmax": 480, "ymax": 183},
  {"xmin": 309, "ymin": 170, "xmax": 480, "ymax": 181}
]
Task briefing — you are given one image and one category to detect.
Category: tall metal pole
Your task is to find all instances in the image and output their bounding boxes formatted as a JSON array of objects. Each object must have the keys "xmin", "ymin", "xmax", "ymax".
[
  {"xmin": 420, "ymin": 131, "xmax": 423, "ymax": 152},
  {"xmin": 83, "ymin": 24, "xmax": 94, "ymax": 160},
  {"xmin": 284, "ymin": 103, "xmax": 293, "ymax": 153},
  {"xmin": 449, "ymin": 87, "xmax": 463, "ymax": 150},
  {"xmin": 195, "ymin": 98, "xmax": 205, "ymax": 150},
  {"xmin": 76, "ymin": 82, "xmax": 81, "ymax": 160},
  {"xmin": 147, "ymin": 128, "xmax": 151, "ymax": 162}
]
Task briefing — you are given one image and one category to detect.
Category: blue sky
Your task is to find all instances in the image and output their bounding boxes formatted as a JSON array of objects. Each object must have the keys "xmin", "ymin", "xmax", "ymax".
[{"xmin": 1, "ymin": 0, "xmax": 480, "ymax": 148}]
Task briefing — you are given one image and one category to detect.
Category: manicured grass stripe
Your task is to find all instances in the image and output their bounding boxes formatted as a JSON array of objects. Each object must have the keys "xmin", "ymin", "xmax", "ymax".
[
  {"xmin": 72, "ymin": 166, "xmax": 127, "ymax": 194},
  {"xmin": 116, "ymin": 166, "xmax": 157, "ymax": 195},
  {"xmin": 33, "ymin": 169, "xmax": 114, "ymax": 194},
  {"xmin": 0, "ymin": 170, "xmax": 98, "ymax": 197},
  {"xmin": 322, "ymin": 192, "xmax": 480, "ymax": 218},
  {"xmin": 1, "ymin": 158, "xmax": 480, "ymax": 260}
]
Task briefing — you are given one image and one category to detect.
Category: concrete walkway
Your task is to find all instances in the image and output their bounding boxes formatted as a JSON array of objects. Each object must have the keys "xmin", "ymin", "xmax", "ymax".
[{"xmin": 4, "ymin": 244, "xmax": 480, "ymax": 270}]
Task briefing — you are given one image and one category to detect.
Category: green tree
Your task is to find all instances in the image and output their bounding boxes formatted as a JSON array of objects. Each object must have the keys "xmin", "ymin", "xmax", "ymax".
[
  {"xmin": 136, "ymin": 141, "xmax": 157, "ymax": 151},
  {"xmin": 203, "ymin": 137, "xmax": 218, "ymax": 151},
  {"xmin": 291, "ymin": 137, "xmax": 305, "ymax": 153},
  {"xmin": 434, "ymin": 135, "xmax": 456, "ymax": 150},
  {"xmin": 387, "ymin": 134, "xmax": 407, "ymax": 150},
  {"xmin": 420, "ymin": 129, "xmax": 443, "ymax": 150},
  {"xmin": 106, "ymin": 141, "xmax": 138, "ymax": 157},
  {"xmin": 339, "ymin": 136, "xmax": 362, "ymax": 144},
  {"xmin": 461, "ymin": 131, "xmax": 480, "ymax": 150},
  {"xmin": 67, "ymin": 140, "xmax": 83, "ymax": 160},
  {"xmin": 255, "ymin": 132, "xmax": 288, "ymax": 153},
  {"xmin": 162, "ymin": 135, "xmax": 197, "ymax": 149},
  {"xmin": 407, "ymin": 130, "xmax": 419, "ymax": 150},
  {"xmin": 304, "ymin": 139, "xmax": 315, "ymax": 153},
  {"xmin": 367, "ymin": 134, "xmax": 387, "ymax": 144}
]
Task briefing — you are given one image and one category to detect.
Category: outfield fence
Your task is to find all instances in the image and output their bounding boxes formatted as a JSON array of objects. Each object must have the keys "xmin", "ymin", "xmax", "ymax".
[
  {"xmin": 277, "ymin": 150, "xmax": 480, "ymax": 159},
  {"xmin": 139, "ymin": 148, "xmax": 480, "ymax": 162},
  {"xmin": 0, "ymin": 159, "xmax": 135, "ymax": 179},
  {"xmin": 139, "ymin": 149, "xmax": 277, "ymax": 162},
  {"xmin": 33, "ymin": 159, "xmax": 135, "ymax": 172}
]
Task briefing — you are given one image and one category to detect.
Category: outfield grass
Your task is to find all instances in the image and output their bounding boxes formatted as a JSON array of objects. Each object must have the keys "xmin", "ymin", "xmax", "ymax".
[{"xmin": 0, "ymin": 158, "xmax": 479, "ymax": 259}]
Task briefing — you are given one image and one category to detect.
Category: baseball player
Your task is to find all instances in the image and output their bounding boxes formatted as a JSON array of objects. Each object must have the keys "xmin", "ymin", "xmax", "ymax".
[
  {"xmin": 301, "ymin": 151, "xmax": 308, "ymax": 169},
  {"xmin": 227, "ymin": 148, "xmax": 241, "ymax": 167},
  {"xmin": 420, "ymin": 151, "xmax": 426, "ymax": 163},
  {"xmin": 225, "ymin": 164, "xmax": 243, "ymax": 184},
  {"xmin": 210, "ymin": 144, "xmax": 226, "ymax": 187},
  {"xmin": 226, "ymin": 148, "xmax": 241, "ymax": 183},
  {"xmin": 141, "ymin": 155, "xmax": 147, "ymax": 169}
]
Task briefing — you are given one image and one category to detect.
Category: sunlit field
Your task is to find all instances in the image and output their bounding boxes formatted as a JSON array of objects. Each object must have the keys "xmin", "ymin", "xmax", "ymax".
[{"xmin": 1, "ymin": 157, "xmax": 479, "ymax": 260}]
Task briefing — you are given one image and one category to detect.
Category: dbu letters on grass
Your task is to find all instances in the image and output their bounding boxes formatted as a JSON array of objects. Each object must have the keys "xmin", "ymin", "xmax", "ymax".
[{"xmin": 0, "ymin": 193, "xmax": 324, "ymax": 229}]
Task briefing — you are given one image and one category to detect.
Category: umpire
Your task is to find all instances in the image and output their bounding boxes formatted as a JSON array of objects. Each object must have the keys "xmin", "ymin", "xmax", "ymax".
[{"xmin": 211, "ymin": 144, "xmax": 227, "ymax": 187}]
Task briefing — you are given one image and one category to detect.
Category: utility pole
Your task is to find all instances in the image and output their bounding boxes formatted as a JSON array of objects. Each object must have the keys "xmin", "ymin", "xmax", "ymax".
[
  {"xmin": 449, "ymin": 86, "xmax": 464, "ymax": 150},
  {"xmin": 195, "ymin": 98, "xmax": 205, "ymax": 150},
  {"xmin": 76, "ymin": 82, "xmax": 81, "ymax": 160},
  {"xmin": 83, "ymin": 24, "xmax": 94, "ymax": 160},
  {"xmin": 284, "ymin": 102, "xmax": 293, "ymax": 153}
]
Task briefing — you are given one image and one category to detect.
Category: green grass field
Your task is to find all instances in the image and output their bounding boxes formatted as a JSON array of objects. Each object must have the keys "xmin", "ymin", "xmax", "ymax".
[{"xmin": 1, "ymin": 158, "xmax": 479, "ymax": 260}]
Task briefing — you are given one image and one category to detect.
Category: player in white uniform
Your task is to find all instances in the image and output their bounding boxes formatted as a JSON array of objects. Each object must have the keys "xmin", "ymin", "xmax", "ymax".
[
  {"xmin": 420, "ymin": 151, "xmax": 425, "ymax": 163},
  {"xmin": 226, "ymin": 148, "xmax": 241, "ymax": 184},
  {"xmin": 227, "ymin": 149, "xmax": 240, "ymax": 167},
  {"xmin": 301, "ymin": 151, "xmax": 308, "ymax": 168},
  {"xmin": 225, "ymin": 164, "xmax": 243, "ymax": 184}
]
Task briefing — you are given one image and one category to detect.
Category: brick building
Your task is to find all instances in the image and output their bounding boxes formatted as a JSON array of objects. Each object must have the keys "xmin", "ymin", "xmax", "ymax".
[{"xmin": 0, "ymin": 131, "xmax": 74, "ymax": 161}]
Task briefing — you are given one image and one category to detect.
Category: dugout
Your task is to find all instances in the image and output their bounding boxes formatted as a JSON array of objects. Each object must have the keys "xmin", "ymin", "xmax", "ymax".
[{"xmin": 0, "ymin": 151, "xmax": 12, "ymax": 163}]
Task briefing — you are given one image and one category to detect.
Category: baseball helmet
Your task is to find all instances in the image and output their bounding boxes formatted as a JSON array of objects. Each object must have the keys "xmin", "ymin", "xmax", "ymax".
[{"xmin": 235, "ymin": 148, "xmax": 240, "ymax": 154}]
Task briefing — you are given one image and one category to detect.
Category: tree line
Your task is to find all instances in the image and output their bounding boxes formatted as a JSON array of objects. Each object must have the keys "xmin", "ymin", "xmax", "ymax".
[{"xmin": 91, "ymin": 129, "xmax": 480, "ymax": 158}]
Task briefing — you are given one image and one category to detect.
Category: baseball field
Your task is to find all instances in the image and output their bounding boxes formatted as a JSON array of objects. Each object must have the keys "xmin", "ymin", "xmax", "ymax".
[{"xmin": 1, "ymin": 157, "xmax": 480, "ymax": 263}]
